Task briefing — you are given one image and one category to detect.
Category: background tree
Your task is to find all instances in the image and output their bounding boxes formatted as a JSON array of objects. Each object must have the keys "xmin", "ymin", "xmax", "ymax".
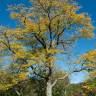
[
  {"xmin": 0, "ymin": 0, "xmax": 95, "ymax": 96},
  {"xmin": 76, "ymin": 50, "xmax": 96, "ymax": 96}
]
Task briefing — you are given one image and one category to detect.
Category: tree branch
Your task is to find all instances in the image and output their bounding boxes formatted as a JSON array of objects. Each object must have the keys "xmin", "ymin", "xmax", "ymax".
[
  {"xmin": 34, "ymin": 34, "xmax": 46, "ymax": 48},
  {"xmin": 72, "ymin": 66, "xmax": 96, "ymax": 73},
  {"xmin": 38, "ymin": 0, "xmax": 48, "ymax": 13},
  {"xmin": 1, "ymin": 32, "xmax": 15, "ymax": 54},
  {"xmin": 56, "ymin": 27, "xmax": 66, "ymax": 45},
  {"xmin": 51, "ymin": 66, "xmax": 96, "ymax": 88},
  {"xmin": 30, "ymin": 66, "xmax": 45, "ymax": 79},
  {"xmin": 38, "ymin": 23, "xmax": 47, "ymax": 48},
  {"xmin": 52, "ymin": 74, "xmax": 68, "ymax": 87}
]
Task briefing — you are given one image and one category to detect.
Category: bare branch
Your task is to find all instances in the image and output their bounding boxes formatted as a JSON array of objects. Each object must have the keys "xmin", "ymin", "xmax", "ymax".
[
  {"xmin": 34, "ymin": 34, "xmax": 46, "ymax": 48},
  {"xmin": 52, "ymin": 74, "xmax": 68, "ymax": 87},
  {"xmin": 73, "ymin": 66, "xmax": 96, "ymax": 73},
  {"xmin": 52, "ymin": 66, "xmax": 96, "ymax": 87}
]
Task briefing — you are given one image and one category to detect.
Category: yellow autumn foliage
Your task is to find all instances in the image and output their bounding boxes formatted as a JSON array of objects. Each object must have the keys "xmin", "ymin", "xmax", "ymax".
[
  {"xmin": 10, "ymin": 12, "xmax": 21, "ymax": 19},
  {"xmin": 24, "ymin": 20, "xmax": 39, "ymax": 32},
  {"xmin": 79, "ymin": 50, "xmax": 96, "ymax": 68},
  {"xmin": 14, "ymin": 50, "xmax": 26, "ymax": 59},
  {"xmin": 79, "ymin": 28, "xmax": 94, "ymax": 38},
  {"xmin": 0, "ymin": 42, "xmax": 7, "ymax": 51},
  {"xmin": 46, "ymin": 48, "xmax": 63, "ymax": 55},
  {"xmin": 0, "ymin": 0, "xmax": 95, "ymax": 92},
  {"xmin": 6, "ymin": 28, "xmax": 23, "ymax": 39},
  {"xmin": 0, "ymin": 70, "xmax": 18, "ymax": 91},
  {"xmin": 10, "ymin": 43, "xmax": 23, "ymax": 49},
  {"xmin": 46, "ymin": 56, "xmax": 56, "ymax": 64},
  {"xmin": 0, "ymin": 84, "xmax": 13, "ymax": 91},
  {"xmin": 17, "ymin": 72, "xmax": 28, "ymax": 80},
  {"xmin": 21, "ymin": 63, "xmax": 33, "ymax": 68},
  {"xmin": 89, "ymin": 71, "xmax": 96, "ymax": 77},
  {"xmin": 82, "ymin": 50, "xmax": 96, "ymax": 60}
]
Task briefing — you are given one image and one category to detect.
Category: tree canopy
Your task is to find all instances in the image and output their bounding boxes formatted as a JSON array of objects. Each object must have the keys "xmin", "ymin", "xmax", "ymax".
[{"xmin": 0, "ymin": 0, "xmax": 96, "ymax": 96}]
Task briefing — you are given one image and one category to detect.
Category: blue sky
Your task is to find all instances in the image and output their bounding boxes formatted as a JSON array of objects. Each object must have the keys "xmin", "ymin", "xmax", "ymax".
[
  {"xmin": 0, "ymin": 0, "xmax": 30, "ymax": 27},
  {"xmin": 70, "ymin": 0, "xmax": 96, "ymax": 83},
  {"xmin": 0, "ymin": 0, "xmax": 96, "ymax": 83},
  {"xmin": 75, "ymin": 0, "xmax": 96, "ymax": 55},
  {"xmin": 0, "ymin": 0, "xmax": 96, "ymax": 55}
]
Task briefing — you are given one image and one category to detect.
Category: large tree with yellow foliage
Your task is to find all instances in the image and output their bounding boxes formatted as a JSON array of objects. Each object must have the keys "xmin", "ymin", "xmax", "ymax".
[{"xmin": 0, "ymin": 0, "xmax": 95, "ymax": 96}]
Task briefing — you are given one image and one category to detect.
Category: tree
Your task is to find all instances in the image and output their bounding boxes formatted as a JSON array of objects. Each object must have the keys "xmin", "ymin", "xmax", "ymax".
[
  {"xmin": 0, "ymin": 0, "xmax": 94, "ymax": 96},
  {"xmin": 82, "ymin": 78, "xmax": 96, "ymax": 96},
  {"xmin": 0, "ymin": 77, "xmax": 37, "ymax": 96},
  {"xmin": 77, "ymin": 50, "xmax": 96, "ymax": 96},
  {"xmin": 78, "ymin": 50, "xmax": 96, "ymax": 77},
  {"xmin": 0, "ymin": 70, "xmax": 17, "ymax": 92}
]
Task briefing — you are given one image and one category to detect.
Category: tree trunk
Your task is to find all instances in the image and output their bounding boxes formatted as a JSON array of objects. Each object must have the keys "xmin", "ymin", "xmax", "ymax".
[{"xmin": 46, "ymin": 79, "xmax": 52, "ymax": 96}]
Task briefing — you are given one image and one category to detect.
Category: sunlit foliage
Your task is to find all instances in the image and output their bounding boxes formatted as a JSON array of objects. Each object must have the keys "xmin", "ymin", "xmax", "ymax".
[{"xmin": 0, "ymin": 0, "xmax": 95, "ymax": 95}]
